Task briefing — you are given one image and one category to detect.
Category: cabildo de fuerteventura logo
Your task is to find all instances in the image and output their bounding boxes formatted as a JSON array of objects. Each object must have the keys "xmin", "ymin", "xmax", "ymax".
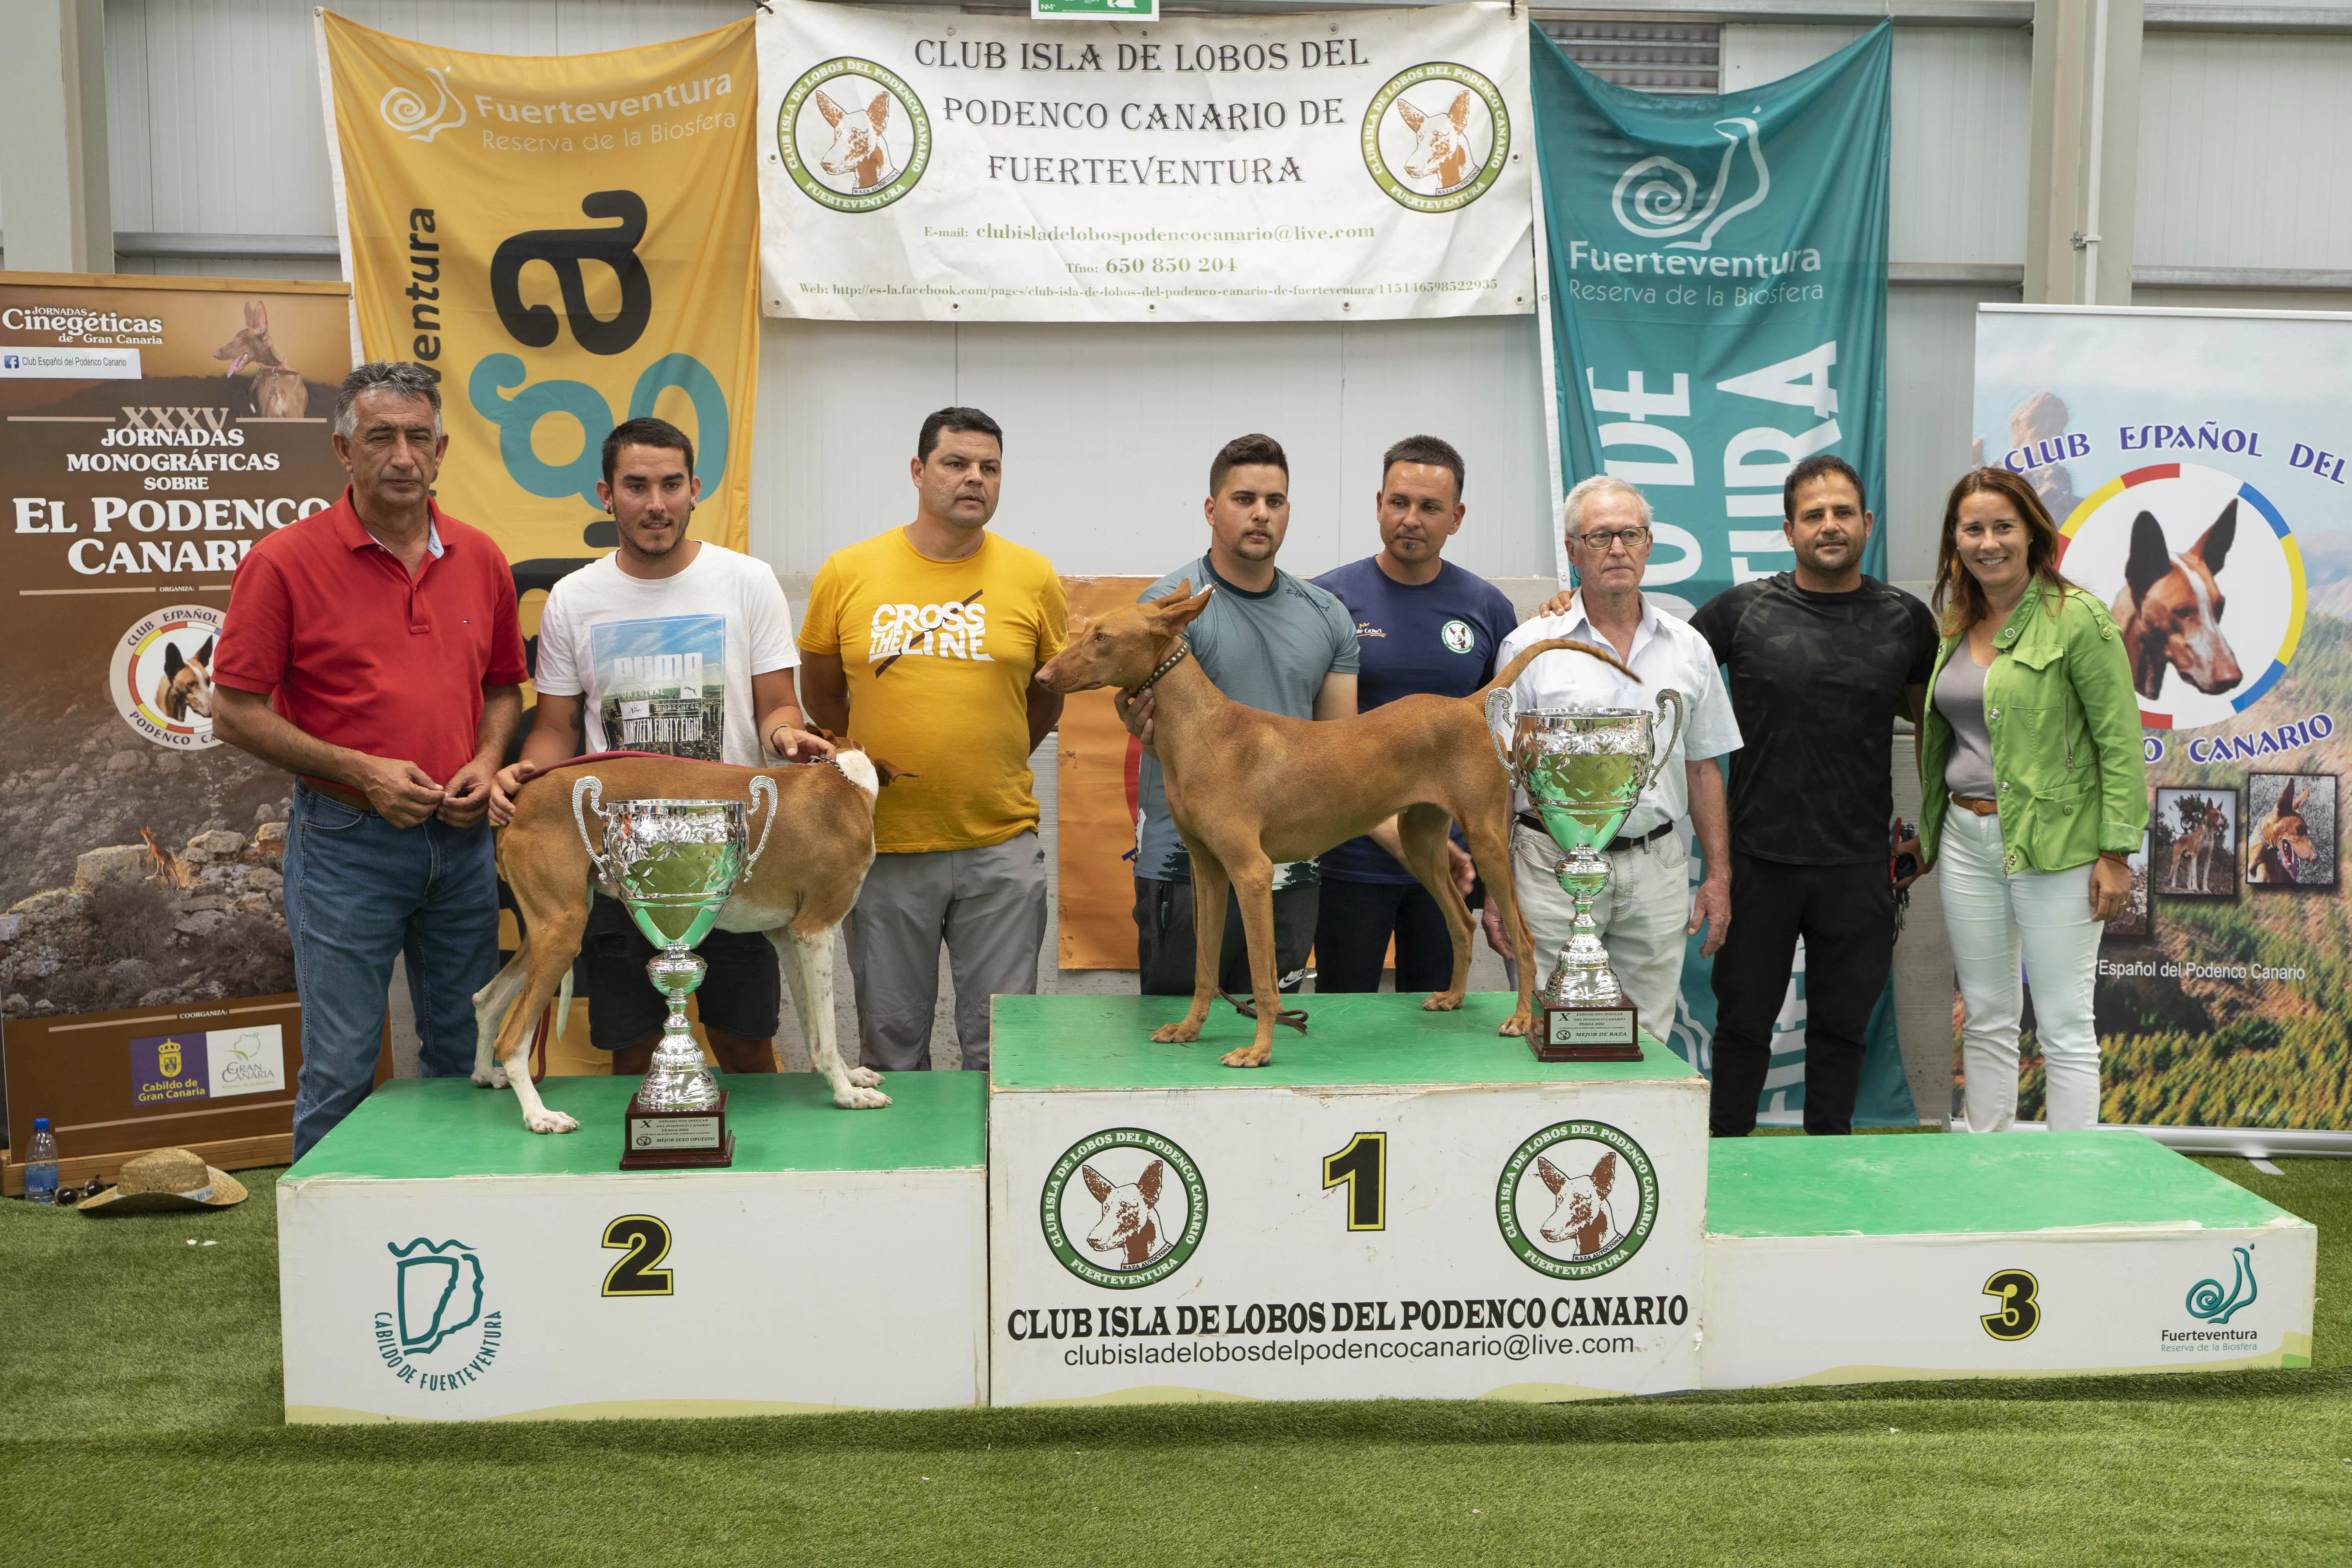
[
  {"xmin": 1496, "ymin": 1120, "xmax": 1658, "ymax": 1279},
  {"xmin": 375, "ymin": 1238, "xmax": 503, "ymax": 1391},
  {"xmin": 379, "ymin": 66, "xmax": 467, "ymax": 143},
  {"xmin": 1612, "ymin": 117, "xmax": 1770, "ymax": 253},
  {"xmin": 1041, "ymin": 1128, "xmax": 1207, "ymax": 1289},
  {"xmin": 1362, "ymin": 62, "xmax": 1510, "ymax": 213},
  {"xmin": 779, "ymin": 58, "xmax": 932, "ymax": 213}
]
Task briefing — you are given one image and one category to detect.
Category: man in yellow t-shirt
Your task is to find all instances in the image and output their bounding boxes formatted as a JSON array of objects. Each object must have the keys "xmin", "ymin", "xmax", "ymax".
[{"xmin": 799, "ymin": 407, "xmax": 1068, "ymax": 1073}]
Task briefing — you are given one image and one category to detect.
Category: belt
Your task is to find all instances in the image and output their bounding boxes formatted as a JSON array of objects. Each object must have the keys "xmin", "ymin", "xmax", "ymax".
[
  {"xmin": 300, "ymin": 778, "xmax": 375, "ymax": 815},
  {"xmin": 1516, "ymin": 811, "xmax": 1675, "ymax": 853},
  {"xmin": 1951, "ymin": 793, "xmax": 2000, "ymax": 817}
]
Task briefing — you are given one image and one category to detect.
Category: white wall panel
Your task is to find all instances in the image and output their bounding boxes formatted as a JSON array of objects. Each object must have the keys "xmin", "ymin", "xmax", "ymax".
[
  {"xmin": 2136, "ymin": 33, "xmax": 2352, "ymax": 272},
  {"xmin": 752, "ymin": 314, "xmax": 1556, "ymax": 582},
  {"xmin": 1884, "ymin": 282, "xmax": 2021, "ymax": 582},
  {"xmin": 1723, "ymin": 22, "xmax": 2031, "ymax": 267}
]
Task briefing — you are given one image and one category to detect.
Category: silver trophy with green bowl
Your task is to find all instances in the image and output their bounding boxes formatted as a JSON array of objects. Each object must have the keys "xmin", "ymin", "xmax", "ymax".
[
  {"xmin": 573, "ymin": 776, "xmax": 777, "ymax": 1168},
  {"xmin": 1486, "ymin": 690, "xmax": 1684, "ymax": 1060}
]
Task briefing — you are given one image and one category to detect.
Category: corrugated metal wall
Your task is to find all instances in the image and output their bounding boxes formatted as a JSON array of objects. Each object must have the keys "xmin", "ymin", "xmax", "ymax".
[{"xmin": 78, "ymin": 3, "xmax": 2351, "ymax": 585}]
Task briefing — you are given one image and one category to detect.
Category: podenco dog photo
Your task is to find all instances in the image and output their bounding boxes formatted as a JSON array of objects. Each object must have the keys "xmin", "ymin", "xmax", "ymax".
[
  {"xmin": 2247, "ymin": 775, "xmax": 2330, "ymax": 887},
  {"xmin": 1535, "ymin": 1150, "xmax": 1621, "ymax": 1259},
  {"xmin": 472, "ymin": 750, "xmax": 894, "ymax": 1134},
  {"xmin": 213, "ymin": 301, "xmax": 308, "ymax": 420},
  {"xmin": 2113, "ymin": 502, "xmax": 2242, "ymax": 702},
  {"xmin": 154, "ymin": 634, "xmax": 215, "ymax": 722},
  {"xmin": 2159, "ymin": 789, "xmax": 2235, "ymax": 897},
  {"xmin": 1082, "ymin": 1159, "xmax": 1169, "ymax": 1269}
]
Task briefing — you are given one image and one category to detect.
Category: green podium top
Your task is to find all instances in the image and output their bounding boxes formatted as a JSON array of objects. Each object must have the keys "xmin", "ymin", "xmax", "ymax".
[
  {"xmin": 1706, "ymin": 1130, "xmax": 2307, "ymax": 1238},
  {"xmin": 287, "ymin": 1072, "xmax": 985, "ymax": 1182},
  {"xmin": 988, "ymin": 992, "xmax": 1699, "ymax": 1093}
]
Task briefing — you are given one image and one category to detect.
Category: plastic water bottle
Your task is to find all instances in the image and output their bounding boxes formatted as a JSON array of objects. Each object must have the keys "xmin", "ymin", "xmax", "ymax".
[{"xmin": 24, "ymin": 1118, "xmax": 60, "ymax": 1205}]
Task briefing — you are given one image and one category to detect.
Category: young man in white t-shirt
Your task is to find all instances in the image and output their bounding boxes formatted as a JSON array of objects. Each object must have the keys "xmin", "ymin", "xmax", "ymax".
[{"xmin": 489, "ymin": 416, "xmax": 832, "ymax": 1078}]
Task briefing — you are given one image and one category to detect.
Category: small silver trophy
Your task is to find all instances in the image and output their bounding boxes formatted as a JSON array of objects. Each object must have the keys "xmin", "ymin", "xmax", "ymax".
[
  {"xmin": 1486, "ymin": 690, "xmax": 1684, "ymax": 1060},
  {"xmin": 573, "ymin": 776, "xmax": 777, "ymax": 1168}
]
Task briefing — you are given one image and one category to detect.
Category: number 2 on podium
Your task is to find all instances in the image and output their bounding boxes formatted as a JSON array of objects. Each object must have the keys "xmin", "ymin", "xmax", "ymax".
[
  {"xmin": 602, "ymin": 1214, "xmax": 676, "ymax": 1297},
  {"xmin": 1322, "ymin": 1132, "xmax": 1387, "ymax": 1232}
]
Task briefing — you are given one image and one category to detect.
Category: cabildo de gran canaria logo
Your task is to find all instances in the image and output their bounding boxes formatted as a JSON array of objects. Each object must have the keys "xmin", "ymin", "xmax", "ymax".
[
  {"xmin": 779, "ymin": 58, "xmax": 932, "ymax": 213},
  {"xmin": 1041, "ymin": 1128, "xmax": 1208, "ymax": 1289},
  {"xmin": 1362, "ymin": 63, "xmax": 1509, "ymax": 214},
  {"xmin": 1612, "ymin": 118, "xmax": 1770, "ymax": 254},
  {"xmin": 374, "ymin": 1239, "xmax": 503, "ymax": 1392},
  {"xmin": 1496, "ymin": 1120, "xmax": 1658, "ymax": 1280}
]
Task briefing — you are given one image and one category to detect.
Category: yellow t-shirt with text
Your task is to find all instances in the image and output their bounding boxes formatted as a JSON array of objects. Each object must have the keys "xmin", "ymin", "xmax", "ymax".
[{"xmin": 799, "ymin": 528, "xmax": 1068, "ymax": 853}]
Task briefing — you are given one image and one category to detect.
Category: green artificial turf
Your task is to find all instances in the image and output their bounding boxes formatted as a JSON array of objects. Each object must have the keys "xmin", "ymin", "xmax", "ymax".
[{"xmin": 3, "ymin": 1157, "xmax": 2348, "ymax": 1567}]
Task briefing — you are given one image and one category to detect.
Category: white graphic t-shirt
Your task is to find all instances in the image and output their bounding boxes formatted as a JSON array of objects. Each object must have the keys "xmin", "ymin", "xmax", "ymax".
[{"xmin": 531, "ymin": 543, "xmax": 799, "ymax": 767}]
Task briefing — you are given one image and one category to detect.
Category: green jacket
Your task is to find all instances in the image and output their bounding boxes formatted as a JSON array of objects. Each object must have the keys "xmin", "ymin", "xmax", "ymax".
[{"xmin": 1918, "ymin": 584, "xmax": 2149, "ymax": 873}]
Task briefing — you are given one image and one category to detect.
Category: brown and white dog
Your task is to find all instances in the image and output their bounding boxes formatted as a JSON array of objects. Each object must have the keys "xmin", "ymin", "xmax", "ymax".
[
  {"xmin": 2168, "ymin": 796, "xmax": 2229, "ymax": 894},
  {"xmin": 472, "ymin": 750, "xmax": 893, "ymax": 1133},
  {"xmin": 1036, "ymin": 583, "xmax": 1623, "ymax": 1067},
  {"xmin": 1398, "ymin": 91, "xmax": 1476, "ymax": 192},
  {"xmin": 2248, "ymin": 779, "xmax": 2320, "ymax": 885},
  {"xmin": 155, "ymin": 635, "xmax": 214, "ymax": 722},
  {"xmin": 1083, "ymin": 1159, "xmax": 1168, "ymax": 1269},
  {"xmin": 814, "ymin": 89, "xmax": 896, "ymax": 194},
  {"xmin": 213, "ymin": 301, "xmax": 307, "ymax": 420},
  {"xmin": 1536, "ymin": 1151, "xmax": 1620, "ymax": 1258},
  {"xmin": 2113, "ymin": 502, "xmax": 2242, "ymax": 701}
]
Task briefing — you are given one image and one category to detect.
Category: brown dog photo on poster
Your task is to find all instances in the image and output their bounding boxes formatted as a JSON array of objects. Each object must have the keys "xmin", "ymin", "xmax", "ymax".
[
  {"xmin": 2154, "ymin": 787, "xmax": 2241, "ymax": 900},
  {"xmin": 2246, "ymin": 774, "xmax": 2337, "ymax": 890}
]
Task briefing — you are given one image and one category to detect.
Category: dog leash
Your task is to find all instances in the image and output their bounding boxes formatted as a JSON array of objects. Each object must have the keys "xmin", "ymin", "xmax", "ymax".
[
  {"xmin": 1125, "ymin": 638, "xmax": 1191, "ymax": 699},
  {"xmin": 1218, "ymin": 990, "xmax": 1310, "ymax": 1034}
]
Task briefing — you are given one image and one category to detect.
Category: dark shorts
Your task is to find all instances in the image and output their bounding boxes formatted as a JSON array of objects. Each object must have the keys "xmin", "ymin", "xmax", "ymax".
[
  {"xmin": 1134, "ymin": 877, "xmax": 1319, "ymax": 997},
  {"xmin": 585, "ymin": 893, "xmax": 781, "ymax": 1050}
]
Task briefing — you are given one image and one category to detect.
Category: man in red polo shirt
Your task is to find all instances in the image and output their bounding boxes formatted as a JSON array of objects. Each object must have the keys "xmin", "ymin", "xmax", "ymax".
[{"xmin": 212, "ymin": 361, "xmax": 527, "ymax": 1159}]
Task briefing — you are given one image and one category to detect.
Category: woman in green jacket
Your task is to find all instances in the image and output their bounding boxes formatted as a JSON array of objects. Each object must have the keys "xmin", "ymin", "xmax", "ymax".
[{"xmin": 1919, "ymin": 468, "xmax": 2149, "ymax": 1132}]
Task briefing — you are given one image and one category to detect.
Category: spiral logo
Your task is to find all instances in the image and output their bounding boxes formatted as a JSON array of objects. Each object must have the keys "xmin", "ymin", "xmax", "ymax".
[
  {"xmin": 379, "ymin": 67, "xmax": 466, "ymax": 143},
  {"xmin": 1610, "ymin": 118, "xmax": 1769, "ymax": 254},
  {"xmin": 2184, "ymin": 1245, "xmax": 2259, "ymax": 1325}
]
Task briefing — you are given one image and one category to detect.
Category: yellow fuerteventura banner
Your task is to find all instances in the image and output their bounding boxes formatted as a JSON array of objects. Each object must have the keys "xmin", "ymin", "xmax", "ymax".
[{"xmin": 317, "ymin": 12, "xmax": 759, "ymax": 568}]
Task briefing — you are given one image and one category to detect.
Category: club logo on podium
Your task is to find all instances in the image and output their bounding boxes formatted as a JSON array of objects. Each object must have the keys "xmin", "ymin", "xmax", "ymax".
[
  {"xmin": 1040, "ymin": 1128, "xmax": 1207, "ymax": 1289},
  {"xmin": 1495, "ymin": 1121, "xmax": 1658, "ymax": 1280}
]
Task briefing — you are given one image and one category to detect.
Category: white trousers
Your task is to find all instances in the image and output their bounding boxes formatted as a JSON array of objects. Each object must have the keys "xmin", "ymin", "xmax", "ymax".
[
  {"xmin": 1936, "ymin": 807, "xmax": 2105, "ymax": 1132},
  {"xmin": 1509, "ymin": 820, "xmax": 1690, "ymax": 1033}
]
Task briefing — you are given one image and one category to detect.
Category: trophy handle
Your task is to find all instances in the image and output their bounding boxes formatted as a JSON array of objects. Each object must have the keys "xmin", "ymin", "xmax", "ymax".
[
  {"xmin": 1483, "ymin": 687, "xmax": 1516, "ymax": 774},
  {"xmin": 1644, "ymin": 689, "xmax": 1688, "ymax": 795},
  {"xmin": 744, "ymin": 775, "xmax": 779, "ymax": 873},
  {"xmin": 571, "ymin": 775, "xmax": 609, "ymax": 877}
]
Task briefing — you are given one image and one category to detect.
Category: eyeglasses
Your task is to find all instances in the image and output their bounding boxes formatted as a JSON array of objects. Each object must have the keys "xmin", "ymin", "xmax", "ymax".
[{"xmin": 1571, "ymin": 527, "xmax": 1650, "ymax": 552}]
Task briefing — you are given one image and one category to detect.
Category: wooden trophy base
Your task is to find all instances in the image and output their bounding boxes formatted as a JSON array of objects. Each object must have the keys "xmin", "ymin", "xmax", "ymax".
[
  {"xmin": 1533, "ymin": 1003, "xmax": 1644, "ymax": 1063},
  {"xmin": 619, "ymin": 1089, "xmax": 736, "ymax": 1170}
]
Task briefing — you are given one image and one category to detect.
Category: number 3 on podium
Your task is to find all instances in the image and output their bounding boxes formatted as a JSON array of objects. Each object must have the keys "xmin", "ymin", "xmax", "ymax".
[
  {"xmin": 1322, "ymin": 1132, "xmax": 1387, "ymax": 1232},
  {"xmin": 603, "ymin": 1214, "xmax": 676, "ymax": 1297}
]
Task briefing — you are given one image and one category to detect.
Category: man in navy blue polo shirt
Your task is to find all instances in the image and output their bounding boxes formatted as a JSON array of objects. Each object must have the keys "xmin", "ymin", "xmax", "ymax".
[{"xmin": 1310, "ymin": 436, "xmax": 1518, "ymax": 992}]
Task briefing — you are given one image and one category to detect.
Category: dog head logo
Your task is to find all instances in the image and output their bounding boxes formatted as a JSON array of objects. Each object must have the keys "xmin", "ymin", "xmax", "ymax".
[
  {"xmin": 1441, "ymin": 619, "xmax": 1476, "ymax": 656},
  {"xmin": 1043, "ymin": 1129, "xmax": 1207, "ymax": 1289},
  {"xmin": 1363, "ymin": 64, "xmax": 1510, "ymax": 213},
  {"xmin": 1498, "ymin": 1121, "xmax": 1658, "ymax": 1280},
  {"xmin": 2116, "ymin": 500, "xmax": 2241, "ymax": 701},
  {"xmin": 2249, "ymin": 777, "xmax": 2323, "ymax": 885},
  {"xmin": 1612, "ymin": 118, "xmax": 1771, "ymax": 254},
  {"xmin": 779, "ymin": 61, "xmax": 931, "ymax": 214},
  {"xmin": 111, "ymin": 606, "xmax": 227, "ymax": 750},
  {"xmin": 378, "ymin": 65, "xmax": 466, "ymax": 143}
]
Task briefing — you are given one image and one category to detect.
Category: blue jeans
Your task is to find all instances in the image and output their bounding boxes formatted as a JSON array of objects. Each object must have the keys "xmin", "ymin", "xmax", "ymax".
[{"xmin": 283, "ymin": 782, "xmax": 499, "ymax": 1160}]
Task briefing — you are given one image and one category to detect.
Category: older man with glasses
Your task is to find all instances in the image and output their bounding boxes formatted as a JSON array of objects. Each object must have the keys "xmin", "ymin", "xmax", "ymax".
[{"xmin": 1483, "ymin": 475, "xmax": 1741, "ymax": 1044}]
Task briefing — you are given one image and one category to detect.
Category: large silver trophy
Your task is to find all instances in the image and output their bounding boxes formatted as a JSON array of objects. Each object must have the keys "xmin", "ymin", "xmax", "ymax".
[
  {"xmin": 573, "ymin": 776, "xmax": 777, "ymax": 1169},
  {"xmin": 1486, "ymin": 690, "xmax": 1684, "ymax": 1060}
]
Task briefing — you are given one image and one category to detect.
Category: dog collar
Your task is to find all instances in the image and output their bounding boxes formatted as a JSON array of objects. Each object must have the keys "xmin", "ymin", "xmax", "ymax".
[{"xmin": 1126, "ymin": 639, "xmax": 1191, "ymax": 700}]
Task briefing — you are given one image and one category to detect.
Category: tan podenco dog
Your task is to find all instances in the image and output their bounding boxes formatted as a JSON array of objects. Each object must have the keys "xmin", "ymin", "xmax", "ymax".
[
  {"xmin": 213, "ymin": 301, "xmax": 308, "ymax": 420},
  {"xmin": 2167, "ymin": 795, "xmax": 2229, "ymax": 894},
  {"xmin": 2114, "ymin": 502, "xmax": 2241, "ymax": 701},
  {"xmin": 1035, "ymin": 582, "xmax": 1632, "ymax": 1067},
  {"xmin": 472, "ymin": 751, "xmax": 891, "ymax": 1133}
]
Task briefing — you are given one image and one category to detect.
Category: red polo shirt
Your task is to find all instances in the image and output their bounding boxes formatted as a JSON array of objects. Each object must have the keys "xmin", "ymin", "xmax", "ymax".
[{"xmin": 214, "ymin": 489, "xmax": 528, "ymax": 786}]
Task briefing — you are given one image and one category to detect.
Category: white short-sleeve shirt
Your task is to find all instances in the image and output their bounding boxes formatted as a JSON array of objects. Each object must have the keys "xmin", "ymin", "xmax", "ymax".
[
  {"xmin": 532, "ymin": 542, "xmax": 799, "ymax": 768},
  {"xmin": 1493, "ymin": 590, "xmax": 1743, "ymax": 837}
]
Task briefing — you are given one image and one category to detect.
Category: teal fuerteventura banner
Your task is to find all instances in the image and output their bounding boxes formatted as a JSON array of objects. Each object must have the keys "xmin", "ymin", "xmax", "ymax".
[
  {"xmin": 1530, "ymin": 21, "xmax": 1892, "ymax": 608},
  {"xmin": 1530, "ymin": 23, "xmax": 1910, "ymax": 1126}
]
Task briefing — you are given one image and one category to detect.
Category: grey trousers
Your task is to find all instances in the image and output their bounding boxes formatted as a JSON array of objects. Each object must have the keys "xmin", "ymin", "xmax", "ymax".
[{"xmin": 844, "ymin": 830, "xmax": 1047, "ymax": 1073}]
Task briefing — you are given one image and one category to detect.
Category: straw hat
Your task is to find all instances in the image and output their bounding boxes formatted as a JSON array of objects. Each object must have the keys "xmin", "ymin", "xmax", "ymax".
[{"xmin": 78, "ymin": 1148, "xmax": 247, "ymax": 1214}]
